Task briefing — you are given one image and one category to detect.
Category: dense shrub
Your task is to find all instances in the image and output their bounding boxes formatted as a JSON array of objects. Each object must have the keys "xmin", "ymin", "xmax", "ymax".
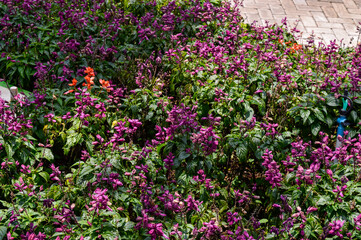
[
  {"xmin": 2, "ymin": 0, "xmax": 361, "ymax": 239},
  {"xmin": 0, "ymin": 0, "xmax": 224, "ymax": 90}
]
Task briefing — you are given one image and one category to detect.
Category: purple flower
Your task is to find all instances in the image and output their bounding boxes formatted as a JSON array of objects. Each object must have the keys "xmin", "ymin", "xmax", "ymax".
[
  {"xmin": 185, "ymin": 195, "xmax": 202, "ymax": 212},
  {"xmin": 198, "ymin": 220, "xmax": 221, "ymax": 239},
  {"xmin": 163, "ymin": 152, "xmax": 175, "ymax": 170},
  {"xmin": 148, "ymin": 223, "xmax": 168, "ymax": 240},
  {"xmin": 328, "ymin": 220, "xmax": 345, "ymax": 238},
  {"xmin": 306, "ymin": 206, "xmax": 318, "ymax": 214},
  {"xmin": 191, "ymin": 126, "xmax": 220, "ymax": 155},
  {"xmin": 333, "ymin": 185, "xmax": 347, "ymax": 203},
  {"xmin": 262, "ymin": 150, "xmax": 283, "ymax": 188},
  {"xmin": 170, "ymin": 223, "xmax": 182, "ymax": 237},
  {"xmin": 354, "ymin": 214, "xmax": 361, "ymax": 230},
  {"xmin": 20, "ymin": 223, "xmax": 47, "ymax": 240},
  {"xmin": 20, "ymin": 164, "xmax": 31, "ymax": 174},
  {"xmin": 50, "ymin": 164, "xmax": 61, "ymax": 182},
  {"xmin": 88, "ymin": 188, "xmax": 112, "ymax": 213},
  {"xmin": 226, "ymin": 212, "xmax": 241, "ymax": 226},
  {"xmin": 193, "ymin": 169, "xmax": 206, "ymax": 183}
]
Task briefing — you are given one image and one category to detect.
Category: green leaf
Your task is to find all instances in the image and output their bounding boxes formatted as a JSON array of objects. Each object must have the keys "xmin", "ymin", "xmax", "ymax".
[
  {"xmin": 63, "ymin": 133, "xmax": 83, "ymax": 155},
  {"xmin": 156, "ymin": 143, "xmax": 166, "ymax": 155},
  {"xmin": 18, "ymin": 66, "xmax": 25, "ymax": 79},
  {"xmin": 145, "ymin": 111, "xmax": 154, "ymax": 121},
  {"xmin": 187, "ymin": 160, "xmax": 197, "ymax": 172},
  {"xmin": 259, "ymin": 219, "xmax": 268, "ymax": 224},
  {"xmin": 325, "ymin": 116, "xmax": 333, "ymax": 128},
  {"xmin": 350, "ymin": 110, "xmax": 358, "ymax": 122},
  {"xmin": 227, "ymin": 138, "xmax": 240, "ymax": 149},
  {"xmin": 316, "ymin": 196, "xmax": 331, "ymax": 206},
  {"xmin": 79, "ymin": 165, "xmax": 94, "ymax": 180},
  {"xmin": 37, "ymin": 148, "xmax": 54, "ymax": 161},
  {"xmin": 124, "ymin": 221, "xmax": 134, "ymax": 231},
  {"xmin": 178, "ymin": 151, "xmax": 190, "ymax": 161},
  {"xmin": 354, "ymin": 97, "xmax": 361, "ymax": 105},
  {"xmin": 39, "ymin": 172, "xmax": 50, "ymax": 182},
  {"xmin": 0, "ymin": 226, "xmax": 7, "ymax": 240},
  {"xmin": 205, "ymin": 160, "xmax": 212, "ymax": 170},
  {"xmin": 326, "ymin": 95, "xmax": 339, "ymax": 107},
  {"xmin": 130, "ymin": 105, "xmax": 139, "ymax": 114},
  {"xmin": 311, "ymin": 122, "xmax": 321, "ymax": 136},
  {"xmin": 5, "ymin": 144, "xmax": 13, "ymax": 158},
  {"xmin": 236, "ymin": 145, "xmax": 248, "ymax": 161},
  {"xmin": 300, "ymin": 110, "xmax": 310, "ymax": 124},
  {"xmin": 313, "ymin": 108, "xmax": 324, "ymax": 122}
]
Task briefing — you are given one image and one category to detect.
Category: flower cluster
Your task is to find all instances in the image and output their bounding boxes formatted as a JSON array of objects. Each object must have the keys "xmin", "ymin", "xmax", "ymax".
[
  {"xmin": 87, "ymin": 188, "xmax": 112, "ymax": 214},
  {"xmin": 262, "ymin": 149, "xmax": 283, "ymax": 188}
]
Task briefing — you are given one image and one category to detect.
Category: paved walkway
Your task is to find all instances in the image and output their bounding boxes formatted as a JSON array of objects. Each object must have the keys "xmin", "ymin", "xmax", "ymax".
[
  {"xmin": 240, "ymin": 0, "xmax": 361, "ymax": 46},
  {"xmin": 0, "ymin": 86, "xmax": 11, "ymax": 102}
]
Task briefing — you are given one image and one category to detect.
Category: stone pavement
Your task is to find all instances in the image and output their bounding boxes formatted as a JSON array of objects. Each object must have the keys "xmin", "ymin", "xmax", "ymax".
[
  {"xmin": 239, "ymin": 0, "xmax": 361, "ymax": 46},
  {"xmin": 0, "ymin": 86, "xmax": 11, "ymax": 102}
]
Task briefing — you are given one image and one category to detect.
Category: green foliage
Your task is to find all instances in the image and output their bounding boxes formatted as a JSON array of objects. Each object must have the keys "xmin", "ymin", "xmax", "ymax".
[{"xmin": 2, "ymin": 0, "xmax": 361, "ymax": 239}]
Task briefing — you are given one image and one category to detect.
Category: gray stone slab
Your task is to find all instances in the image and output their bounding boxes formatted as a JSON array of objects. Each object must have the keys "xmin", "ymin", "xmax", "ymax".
[{"xmin": 0, "ymin": 86, "xmax": 11, "ymax": 102}]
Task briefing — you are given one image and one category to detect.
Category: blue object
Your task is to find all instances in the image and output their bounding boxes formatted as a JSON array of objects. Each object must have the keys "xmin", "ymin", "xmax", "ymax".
[{"xmin": 336, "ymin": 115, "xmax": 347, "ymax": 138}]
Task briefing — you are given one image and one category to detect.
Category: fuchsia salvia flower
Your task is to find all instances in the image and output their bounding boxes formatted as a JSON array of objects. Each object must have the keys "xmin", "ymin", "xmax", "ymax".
[
  {"xmin": 333, "ymin": 185, "xmax": 347, "ymax": 203},
  {"xmin": 50, "ymin": 164, "xmax": 61, "ymax": 182},
  {"xmin": 163, "ymin": 152, "xmax": 175, "ymax": 170},
  {"xmin": 328, "ymin": 220, "xmax": 345, "ymax": 238},
  {"xmin": 262, "ymin": 150, "xmax": 283, "ymax": 188},
  {"xmin": 185, "ymin": 195, "xmax": 202, "ymax": 212},
  {"xmin": 306, "ymin": 206, "xmax": 318, "ymax": 214},
  {"xmin": 88, "ymin": 188, "xmax": 112, "ymax": 213},
  {"xmin": 354, "ymin": 214, "xmax": 361, "ymax": 230}
]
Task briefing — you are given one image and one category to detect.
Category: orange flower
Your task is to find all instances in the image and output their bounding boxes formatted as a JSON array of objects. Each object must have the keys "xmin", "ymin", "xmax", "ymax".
[
  {"xmin": 69, "ymin": 78, "xmax": 77, "ymax": 87},
  {"xmin": 84, "ymin": 67, "xmax": 95, "ymax": 77},
  {"xmin": 82, "ymin": 82, "xmax": 93, "ymax": 90},
  {"xmin": 278, "ymin": 39, "xmax": 283, "ymax": 44},
  {"xmin": 64, "ymin": 89, "xmax": 75, "ymax": 95},
  {"xmin": 290, "ymin": 43, "xmax": 302, "ymax": 53},
  {"xmin": 99, "ymin": 79, "xmax": 111, "ymax": 92},
  {"xmin": 84, "ymin": 76, "xmax": 94, "ymax": 85}
]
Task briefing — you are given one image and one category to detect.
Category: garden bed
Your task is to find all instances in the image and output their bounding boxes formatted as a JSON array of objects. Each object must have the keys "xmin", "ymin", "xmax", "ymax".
[{"xmin": 1, "ymin": 0, "xmax": 361, "ymax": 239}]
